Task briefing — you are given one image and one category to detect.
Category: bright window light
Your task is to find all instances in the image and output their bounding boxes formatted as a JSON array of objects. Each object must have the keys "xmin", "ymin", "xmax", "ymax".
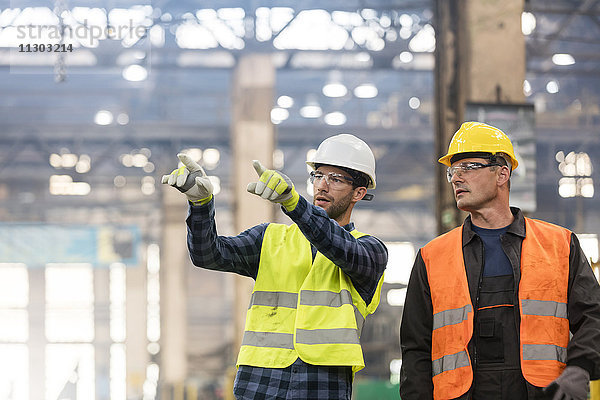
[
  {"xmin": 399, "ymin": 14, "xmax": 413, "ymax": 27},
  {"xmin": 271, "ymin": 107, "xmax": 289, "ymax": 124},
  {"xmin": 94, "ymin": 110, "xmax": 113, "ymax": 125},
  {"xmin": 180, "ymin": 148, "xmax": 203, "ymax": 165},
  {"xmin": 61, "ymin": 153, "xmax": 78, "ymax": 168},
  {"xmin": 203, "ymin": 148, "xmax": 221, "ymax": 169},
  {"xmin": 147, "ymin": 245, "xmax": 160, "ymax": 343},
  {"xmin": 117, "ymin": 113, "xmax": 129, "ymax": 125},
  {"xmin": 387, "ymin": 288, "xmax": 407, "ymax": 306},
  {"xmin": 546, "ymin": 80, "xmax": 559, "ymax": 94},
  {"xmin": 390, "ymin": 358, "xmax": 402, "ymax": 384},
  {"xmin": 122, "ymin": 64, "xmax": 147, "ymax": 82},
  {"xmin": 45, "ymin": 264, "xmax": 94, "ymax": 342},
  {"xmin": 149, "ymin": 25, "xmax": 165, "ymax": 47},
  {"xmin": 217, "ymin": 7, "xmax": 245, "ymax": 20},
  {"xmin": 132, "ymin": 153, "xmax": 148, "ymax": 168},
  {"xmin": 75, "ymin": 154, "xmax": 91, "ymax": 173},
  {"xmin": 49, "ymin": 175, "xmax": 91, "ymax": 196},
  {"xmin": 409, "ymin": 24, "xmax": 435, "ymax": 52},
  {"xmin": 176, "ymin": 23, "xmax": 218, "ymax": 49},
  {"xmin": 558, "ymin": 177, "xmax": 577, "ymax": 198},
  {"xmin": 523, "ymin": 79, "xmax": 532, "ymax": 96},
  {"xmin": 46, "ymin": 344, "xmax": 94, "ymax": 400},
  {"xmin": 383, "ymin": 242, "xmax": 415, "ymax": 284},
  {"xmin": 521, "ymin": 12, "xmax": 536, "ymax": 35},
  {"xmin": 0, "ymin": 263, "xmax": 28, "ymax": 343},
  {"xmin": 552, "ymin": 53, "xmax": 575, "ymax": 66},
  {"xmin": 324, "ymin": 111, "xmax": 347, "ymax": 126},
  {"xmin": 399, "ymin": 27, "xmax": 412, "ymax": 40},
  {"xmin": 0, "ymin": 264, "xmax": 29, "ymax": 307},
  {"xmin": 354, "ymin": 84, "xmax": 378, "ymax": 99},
  {"xmin": 322, "ymin": 82, "xmax": 347, "ymax": 98},
  {"xmin": 575, "ymin": 153, "xmax": 593, "ymax": 176},
  {"xmin": 110, "ymin": 344, "xmax": 126, "ymax": 400},
  {"xmin": 399, "ymin": 51, "xmax": 413, "ymax": 63},
  {"xmin": 300, "ymin": 104, "xmax": 322, "ymax": 118},
  {"xmin": 409, "ymin": 97, "xmax": 421, "ymax": 109},
  {"xmin": 273, "ymin": 10, "xmax": 348, "ymax": 50},
  {"xmin": 0, "ymin": 344, "xmax": 28, "ymax": 400},
  {"xmin": 110, "ymin": 263, "xmax": 126, "ymax": 343},
  {"xmin": 579, "ymin": 178, "xmax": 594, "ymax": 198},
  {"xmin": 579, "ymin": 234, "xmax": 599, "ymax": 263},
  {"xmin": 277, "ymin": 95, "xmax": 294, "ymax": 108}
]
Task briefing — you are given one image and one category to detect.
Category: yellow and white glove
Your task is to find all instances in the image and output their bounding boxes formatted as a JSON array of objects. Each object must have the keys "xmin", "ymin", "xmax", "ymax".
[
  {"xmin": 246, "ymin": 160, "xmax": 299, "ymax": 211},
  {"xmin": 161, "ymin": 153, "xmax": 213, "ymax": 205}
]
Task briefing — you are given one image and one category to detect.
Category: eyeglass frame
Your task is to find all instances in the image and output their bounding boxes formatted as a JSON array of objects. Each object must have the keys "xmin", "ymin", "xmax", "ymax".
[
  {"xmin": 446, "ymin": 162, "xmax": 502, "ymax": 182},
  {"xmin": 309, "ymin": 170, "xmax": 355, "ymax": 188}
]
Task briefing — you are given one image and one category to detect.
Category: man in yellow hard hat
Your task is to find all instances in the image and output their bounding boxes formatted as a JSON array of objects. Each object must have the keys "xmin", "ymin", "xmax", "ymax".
[
  {"xmin": 162, "ymin": 134, "xmax": 387, "ymax": 399},
  {"xmin": 400, "ymin": 122, "xmax": 600, "ymax": 400}
]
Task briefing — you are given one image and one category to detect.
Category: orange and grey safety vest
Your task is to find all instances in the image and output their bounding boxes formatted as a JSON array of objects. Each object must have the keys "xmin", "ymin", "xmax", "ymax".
[
  {"xmin": 236, "ymin": 223, "xmax": 384, "ymax": 373},
  {"xmin": 421, "ymin": 217, "xmax": 571, "ymax": 399}
]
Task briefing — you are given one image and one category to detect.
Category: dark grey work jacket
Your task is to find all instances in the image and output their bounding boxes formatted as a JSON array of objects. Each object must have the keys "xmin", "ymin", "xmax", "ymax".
[{"xmin": 400, "ymin": 208, "xmax": 600, "ymax": 400}]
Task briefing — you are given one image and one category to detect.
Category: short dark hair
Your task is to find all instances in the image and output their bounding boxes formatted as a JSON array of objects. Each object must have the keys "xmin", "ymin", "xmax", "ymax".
[{"xmin": 314, "ymin": 163, "xmax": 370, "ymax": 189}]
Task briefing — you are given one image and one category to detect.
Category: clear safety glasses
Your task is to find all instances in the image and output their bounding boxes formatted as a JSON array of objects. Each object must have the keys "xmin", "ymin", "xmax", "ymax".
[
  {"xmin": 446, "ymin": 162, "xmax": 501, "ymax": 182},
  {"xmin": 309, "ymin": 171, "xmax": 354, "ymax": 189}
]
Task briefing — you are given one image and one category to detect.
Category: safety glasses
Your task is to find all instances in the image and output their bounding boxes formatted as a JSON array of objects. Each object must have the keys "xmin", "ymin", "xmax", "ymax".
[
  {"xmin": 446, "ymin": 162, "xmax": 501, "ymax": 182},
  {"xmin": 309, "ymin": 171, "xmax": 354, "ymax": 189}
]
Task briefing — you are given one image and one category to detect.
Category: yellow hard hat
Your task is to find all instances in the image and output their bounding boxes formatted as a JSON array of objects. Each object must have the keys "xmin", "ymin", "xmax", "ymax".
[{"xmin": 438, "ymin": 121, "xmax": 519, "ymax": 170}]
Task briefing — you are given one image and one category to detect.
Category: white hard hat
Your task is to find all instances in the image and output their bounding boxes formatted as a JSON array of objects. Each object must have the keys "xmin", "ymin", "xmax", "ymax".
[{"xmin": 306, "ymin": 133, "xmax": 376, "ymax": 189}]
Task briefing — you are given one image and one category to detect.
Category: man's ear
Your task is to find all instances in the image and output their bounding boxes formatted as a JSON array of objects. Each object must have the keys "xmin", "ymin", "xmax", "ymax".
[
  {"xmin": 497, "ymin": 165, "xmax": 511, "ymax": 186},
  {"xmin": 352, "ymin": 187, "xmax": 367, "ymax": 202}
]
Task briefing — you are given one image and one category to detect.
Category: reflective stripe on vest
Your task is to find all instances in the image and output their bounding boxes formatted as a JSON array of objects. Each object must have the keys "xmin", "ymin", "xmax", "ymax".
[
  {"xmin": 432, "ymin": 350, "xmax": 471, "ymax": 377},
  {"xmin": 245, "ymin": 289, "xmax": 363, "ymax": 348},
  {"xmin": 242, "ymin": 331, "xmax": 294, "ymax": 349},
  {"xmin": 299, "ymin": 289, "xmax": 352, "ymax": 308},
  {"xmin": 296, "ymin": 328, "xmax": 359, "ymax": 345},
  {"xmin": 249, "ymin": 291, "xmax": 298, "ymax": 309},
  {"xmin": 523, "ymin": 344, "xmax": 567, "ymax": 364},
  {"xmin": 521, "ymin": 299, "xmax": 567, "ymax": 319},
  {"xmin": 433, "ymin": 304, "xmax": 473, "ymax": 330},
  {"xmin": 236, "ymin": 223, "xmax": 383, "ymax": 372}
]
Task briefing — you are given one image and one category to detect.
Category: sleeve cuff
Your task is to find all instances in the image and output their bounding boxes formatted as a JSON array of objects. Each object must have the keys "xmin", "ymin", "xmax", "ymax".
[
  {"xmin": 567, "ymin": 357, "xmax": 595, "ymax": 379},
  {"xmin": 188, "ymin": 196, "xmax": 214, "ymax": 216}
]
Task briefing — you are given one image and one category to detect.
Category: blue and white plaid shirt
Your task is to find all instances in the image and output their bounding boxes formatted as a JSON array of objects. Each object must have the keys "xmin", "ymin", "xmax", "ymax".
[{"xmin": 186, "ymin": 195, "xmax": 388, "ymax": 399}]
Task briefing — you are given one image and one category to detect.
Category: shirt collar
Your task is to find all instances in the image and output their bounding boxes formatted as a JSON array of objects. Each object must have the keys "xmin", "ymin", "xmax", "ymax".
[
  {"xmin": 462, "ymin": 207, "xmax": 525, "ymax": 246},
  {"xmin": 343, "ymin": 222, "xmax": 355, "ymax": 232}
]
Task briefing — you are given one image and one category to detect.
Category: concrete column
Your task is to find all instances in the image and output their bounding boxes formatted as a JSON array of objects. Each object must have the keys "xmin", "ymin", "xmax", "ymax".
[
  {"xmin": 159, "ymin": 187, "xmax": 189, "ymax": 385},
  {"xmin": 434, "ymin": 0, "xmax": 526, "ymax": 233},
  {"xmin": 230, "ymin": 54, "xmax": 276, "ymax": 355},
  {"xmin": 126, "ymin": 261, "xmax": 148, "ymax": 398}
]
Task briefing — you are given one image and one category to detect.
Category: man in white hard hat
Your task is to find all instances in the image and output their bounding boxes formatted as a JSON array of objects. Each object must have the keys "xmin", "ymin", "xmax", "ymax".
[{"xmin": 162, "ymin": 133, "xmax": 387, "ymax": 400}]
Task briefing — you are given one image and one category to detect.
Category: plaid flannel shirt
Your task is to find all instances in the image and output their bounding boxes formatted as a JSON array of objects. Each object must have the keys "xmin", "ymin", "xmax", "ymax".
[{"xmin": 186, "ymin": 195, "xmax": 388, "ymax": 399}]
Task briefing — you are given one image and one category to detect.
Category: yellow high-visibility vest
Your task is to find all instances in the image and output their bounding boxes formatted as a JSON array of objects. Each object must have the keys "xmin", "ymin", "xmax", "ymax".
[
  {"xmin": 237, "ymin": 223, "xmax": 384, "ymax": 373},
  {"xmin": 422, "ymin": 218, "xmax": 571, "ymax": 399}
]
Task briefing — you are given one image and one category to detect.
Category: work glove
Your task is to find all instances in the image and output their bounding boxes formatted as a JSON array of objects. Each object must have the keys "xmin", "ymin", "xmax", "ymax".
[
  {"xmin": 543, "ymin": 365, "xmax": 590, "ymax": 400},
  {"xmin": 246, "ymin": 160, "xmax": 299, "ymax": 211},
  {"xmin": 161, "ymin": 153, "xmax": 213, "ymax": 205}
]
